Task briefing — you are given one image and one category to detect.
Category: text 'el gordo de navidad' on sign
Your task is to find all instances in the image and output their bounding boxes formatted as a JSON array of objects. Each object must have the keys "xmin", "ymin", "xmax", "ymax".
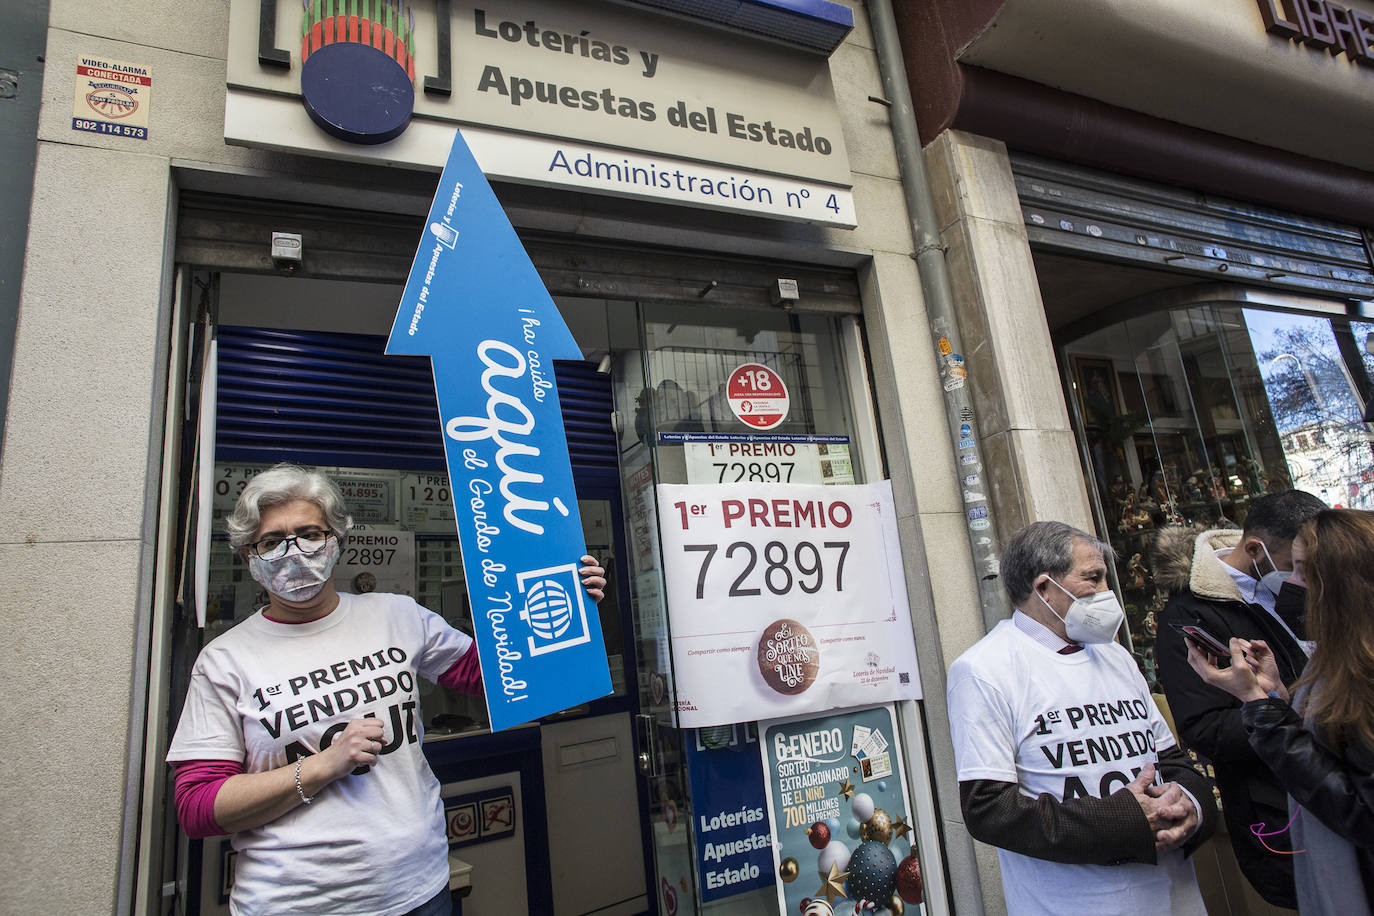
[{"xmin": 386, "ymin": 128, "xmax": 612, "ymax": 732}]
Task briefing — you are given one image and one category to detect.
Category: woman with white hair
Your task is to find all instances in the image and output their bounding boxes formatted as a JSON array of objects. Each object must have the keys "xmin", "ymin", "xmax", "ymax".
[{"xmin": 167, "ymin": 464, "xmax": 605, "ymax": 916}]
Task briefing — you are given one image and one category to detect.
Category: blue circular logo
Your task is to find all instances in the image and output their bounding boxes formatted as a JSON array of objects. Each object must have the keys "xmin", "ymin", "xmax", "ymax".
[
  {"xmin": 525, "ymin": 580, "xmax": 574, "ymax": 640},
  {"xmin": 301, "ymin": 41, "xmax": 413, "ymax": 145}
]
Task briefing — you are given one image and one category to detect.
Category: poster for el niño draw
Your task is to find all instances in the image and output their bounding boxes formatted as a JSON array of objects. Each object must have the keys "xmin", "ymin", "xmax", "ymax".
[
  {"xmin": 762, "ymin": 706, "xmax": 925, "ymax": 915},
  {"xmin": 656, "ymin": 481, "xmax": 922, "ymax": 727}
]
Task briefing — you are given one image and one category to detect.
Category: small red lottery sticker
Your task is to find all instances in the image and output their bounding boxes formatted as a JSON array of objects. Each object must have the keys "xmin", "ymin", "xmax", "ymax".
[{"xmin": 726, "ymin": 363, "xmax": 789, "ymax": 430}]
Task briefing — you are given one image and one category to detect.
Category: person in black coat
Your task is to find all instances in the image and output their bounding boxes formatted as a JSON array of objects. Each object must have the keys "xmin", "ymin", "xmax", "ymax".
[
  {"xmin": 1187, "ymin": 508, "xmax": 1374, "ymax": 916},
  {"xmin": 1153, "ymin": 490, "xmax": 1325, "ymax": 908}
]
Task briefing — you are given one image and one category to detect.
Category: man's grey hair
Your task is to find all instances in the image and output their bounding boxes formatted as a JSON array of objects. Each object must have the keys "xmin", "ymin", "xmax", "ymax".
[
  {"xmin": 1000, "ymin": 521, "xmax": 1114, "ymax": 607},
  {"xmin": 225, "ymin": 463, "xmax": 353, "ymax": 549}
]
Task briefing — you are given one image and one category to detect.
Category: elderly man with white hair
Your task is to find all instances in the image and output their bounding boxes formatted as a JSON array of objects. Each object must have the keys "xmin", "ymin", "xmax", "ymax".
[{"xmin": 946, "ymin": 521, "xmax": 1217, "ymax": 916}]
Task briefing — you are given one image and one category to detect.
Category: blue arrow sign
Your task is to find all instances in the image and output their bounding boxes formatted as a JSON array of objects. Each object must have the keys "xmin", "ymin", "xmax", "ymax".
[{"xmin": 387, "ymin": 129, "xmax": 611, "ymax": 731}]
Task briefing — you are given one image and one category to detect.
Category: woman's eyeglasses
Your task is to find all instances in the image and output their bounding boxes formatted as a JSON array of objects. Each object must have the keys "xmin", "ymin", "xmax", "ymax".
[{"xmin": 249, "ymin": 529, "xmax": 333, "ymax": 560}]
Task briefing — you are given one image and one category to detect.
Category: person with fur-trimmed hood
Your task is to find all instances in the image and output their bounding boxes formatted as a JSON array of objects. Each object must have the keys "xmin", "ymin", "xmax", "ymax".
[{"xmin": 1154, "ymin": 489, "xmax": 1325, "ymax": 910}]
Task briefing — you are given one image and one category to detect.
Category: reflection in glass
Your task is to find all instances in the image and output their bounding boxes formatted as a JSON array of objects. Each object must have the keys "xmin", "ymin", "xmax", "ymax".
[
  {"xmin": 1247, "ymin": 310, "xmax": 1374, "ymax": 508},
  {"xmin": 1065, "ymin": 302, "xmax": 1374, "ymax": 688}
]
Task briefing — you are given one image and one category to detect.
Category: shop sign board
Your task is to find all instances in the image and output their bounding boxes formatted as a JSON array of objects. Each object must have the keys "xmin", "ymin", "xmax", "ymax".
[
  {"xmin": 656, "ymin": 481, "xmax": 921, "ymax": 726},
  {"xmin": 72, "ymin": 54, "xmax": 151, "ymax": 140},
  {"xmin": 726, "ymin": 362, "xmax": 790, "ymax": 430},
  {"xmin": 223, "ymin": 0, "xmax": 855, "ymax": 226},
  {"xmin": 1257, "ymin": 0, "xmax": 1374, "ymax": 67},
  {"xmin": 760, "ymin": 704, "xmax": 918, "ymax": 914},
  {"xmin": 684, "ymin": 725, "xmax": 774, "ymax": 902},
  {"xmin": 387, "ymin": 129, "xmax": 611, "ymax": 731}
]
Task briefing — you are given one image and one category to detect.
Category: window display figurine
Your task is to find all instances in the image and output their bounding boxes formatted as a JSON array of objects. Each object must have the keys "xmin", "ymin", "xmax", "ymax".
[
  {"xmin": 1239, "ymin": 456, "xmax": 1266, "ymax": 496},
  {"xmin": 1184, "ymin": 476, "xmax": 1204, "ymax": 503},
  {"xmin": 1118, "ymin": 493, "xmax": 1153, "ymax": 532},
  {"xmin": 1108, "ymin": 474, "xmax": 1132, "ymax": 508},
  {"xmin": 1141, "ymin": 502, "xmax": 1164, "ymax": 528},
  {"xmin": 1150, "ymin": 473, "xmax": 1172, "ymax": 506},
  {"xmin": 1227, "ymin": 473, "xmax": 1248, "ymax": 499},
  {"xmin": 1126, "ymin": 553, "xmax": 1150, "ymax": 589},
  {"xmin": 1207, "ymin": 468, "xmax": 1228, "ymax": 500}
]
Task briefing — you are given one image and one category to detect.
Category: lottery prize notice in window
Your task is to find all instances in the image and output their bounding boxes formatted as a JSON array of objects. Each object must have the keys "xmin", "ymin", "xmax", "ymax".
[{"xmin": 657, "ymin": 482, "xmax": 921, "ymax": 726}]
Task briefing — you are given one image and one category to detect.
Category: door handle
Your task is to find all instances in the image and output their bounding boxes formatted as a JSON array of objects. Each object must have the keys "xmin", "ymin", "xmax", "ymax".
[{"xmin": 634, "ymin": 713, "xmax": 659, "ymax": 777}]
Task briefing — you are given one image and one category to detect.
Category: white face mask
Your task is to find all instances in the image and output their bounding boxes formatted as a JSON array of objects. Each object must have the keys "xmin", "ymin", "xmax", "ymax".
[
  {"xmin": 1039, "ymin": 577, "xmax": 1125, "ymax": 644},
  {"xmin": 1254, "ymin": 541, "xmax": 1291, "ymax": 598},
  {"xmin": 248, "ymin": 538, "xmax": 341, "ymax": 602}
]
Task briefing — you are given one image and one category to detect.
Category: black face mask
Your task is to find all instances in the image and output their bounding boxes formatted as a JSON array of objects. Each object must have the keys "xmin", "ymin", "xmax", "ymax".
[{"xmin": 1274, "ymin": 580, "xmax": 1308, "ymax": 639}]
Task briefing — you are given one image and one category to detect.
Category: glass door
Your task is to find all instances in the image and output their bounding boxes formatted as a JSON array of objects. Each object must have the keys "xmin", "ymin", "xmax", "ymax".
[{"xmin": 613, "ymin": 300, "xmax": 866, "ymax": 915}]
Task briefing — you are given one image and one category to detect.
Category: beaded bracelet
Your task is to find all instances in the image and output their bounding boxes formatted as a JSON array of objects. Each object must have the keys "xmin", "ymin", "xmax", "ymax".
[{"xmin": 294, "ymin": 758, "xmax": 314, "ymax": 805}]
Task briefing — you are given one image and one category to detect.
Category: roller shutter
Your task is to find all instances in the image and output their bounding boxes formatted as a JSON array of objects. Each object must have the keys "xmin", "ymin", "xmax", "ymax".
[
  {"xmin": 1013, "ymin": 153, "xmax": 1374, "ymax": 301},
  {"xmin": 215, "ymin": 325, "xmax": 614, "ymax": 472}
]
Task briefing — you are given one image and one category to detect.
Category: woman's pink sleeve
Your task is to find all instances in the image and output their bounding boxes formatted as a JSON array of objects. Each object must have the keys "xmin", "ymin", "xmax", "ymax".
[
  {"xmin": 438, "ymin": 645, "xmax": 483, "ymax": 695},
  {"xmin": 173, "ymin": 760, "xmax": 243, "ymax": 838}
]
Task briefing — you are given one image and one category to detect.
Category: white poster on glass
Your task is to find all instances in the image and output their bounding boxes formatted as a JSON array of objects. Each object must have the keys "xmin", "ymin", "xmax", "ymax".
[{"xmin": 657, "ymin": 481, "xmax": 921, "ymax": 726}]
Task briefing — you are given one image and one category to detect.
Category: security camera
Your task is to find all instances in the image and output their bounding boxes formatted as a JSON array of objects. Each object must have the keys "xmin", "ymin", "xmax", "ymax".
[{"xmin": 271, "ymin": 232, "xmax": 303, "ymax": 275}]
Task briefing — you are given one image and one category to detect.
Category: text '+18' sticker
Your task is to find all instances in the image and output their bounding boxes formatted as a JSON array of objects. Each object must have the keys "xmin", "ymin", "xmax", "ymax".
[{"xmin": 726, "ymin": 363, "xmax": 789, "ymax": 430}]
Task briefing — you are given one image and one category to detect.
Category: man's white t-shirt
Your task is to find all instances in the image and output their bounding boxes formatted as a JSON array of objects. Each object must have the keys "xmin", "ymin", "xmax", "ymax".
[
  {"xmin": 168, "ymin": 592, "xmax": 473, "ymax": 916},
  {"xmin": 947, "ymin": 618, "xmax": 1206, "ymax": 916}
]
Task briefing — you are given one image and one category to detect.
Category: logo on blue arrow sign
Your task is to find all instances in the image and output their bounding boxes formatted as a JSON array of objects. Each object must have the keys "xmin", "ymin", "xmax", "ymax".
[{"xmin": 387, "ymin": 129, "xmax": 611, "ymax": 731}]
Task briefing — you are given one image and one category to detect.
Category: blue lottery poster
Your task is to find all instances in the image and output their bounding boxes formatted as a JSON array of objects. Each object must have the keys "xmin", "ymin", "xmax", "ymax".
[
  {"xmin": 684, "ymin": 725, "xmax": 774, "ymax": 902},
  {"xmin": 760, "ymin": 705, "xmax": 924, "ymax": 915},
  {"xmin": 387, "ymin": 129, "xmax": 611, "ymax": 731}
]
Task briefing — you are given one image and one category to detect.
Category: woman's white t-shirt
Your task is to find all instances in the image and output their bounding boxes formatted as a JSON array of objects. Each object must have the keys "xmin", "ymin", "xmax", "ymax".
[
  {"xmin": 947, "ymin": 618, "xmax": 1206, "ymax": 916},
  {"xmin": 168, "ymin": 592, "xmax": 473, "ymax": 916}
]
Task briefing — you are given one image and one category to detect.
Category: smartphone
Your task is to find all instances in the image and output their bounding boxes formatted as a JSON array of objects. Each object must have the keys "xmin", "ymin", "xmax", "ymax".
[{"xmin": 1171, "ymin": 622, "xmax": 1231, "ymax": 658}]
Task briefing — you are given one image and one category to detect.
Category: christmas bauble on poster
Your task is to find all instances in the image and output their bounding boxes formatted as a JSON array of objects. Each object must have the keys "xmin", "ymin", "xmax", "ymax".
[
  {"xmin": 845, "ymin": 840, "xmax": 897, "ymax": 903},
  {"xmin": 896, "ymin": 854, "xmax": 923, "ymax": 904}
]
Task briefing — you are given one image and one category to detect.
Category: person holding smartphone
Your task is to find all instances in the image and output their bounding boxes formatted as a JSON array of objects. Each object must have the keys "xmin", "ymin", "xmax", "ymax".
[
  {"xmin": 1153, "ymin": 489, "xmax": 1324, "ymax": 908},
  {"xmin": 1185, "ymin": 509, "xmax": 1374, "ymax": 916}
]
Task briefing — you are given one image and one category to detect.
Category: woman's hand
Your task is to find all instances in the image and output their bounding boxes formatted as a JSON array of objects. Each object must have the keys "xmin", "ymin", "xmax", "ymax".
[
  {"xmin": 1238, "ymin": 638, "xmax": 1286, "ymax": 699},
  {"xmin": 315, "ymin": 716, "xmax": 386, "ymax": 781},
  {"xmin": 1185, "ymin": 637, "xmax": 1287, "ymax": 703},
  {"xmin": 579, "ymin": 555, "xmax": 606, "ymax": 603},
  {"xmin": 212, "ymin": 716, "xmax": 386, "ymax": 832}
]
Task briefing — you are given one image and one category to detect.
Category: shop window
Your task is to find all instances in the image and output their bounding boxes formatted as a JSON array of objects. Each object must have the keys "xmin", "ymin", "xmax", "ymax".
[{"xmin": 1065, "ymin": 302, "xmax": 1374, "ymax": 687}]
